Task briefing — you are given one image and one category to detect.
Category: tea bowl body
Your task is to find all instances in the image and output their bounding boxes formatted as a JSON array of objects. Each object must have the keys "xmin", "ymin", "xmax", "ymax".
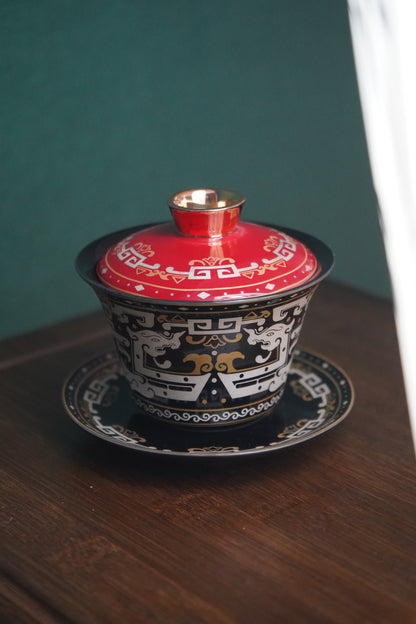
[{"xmin": 96, "ymin": 283, "xmax": 316, "ymax": 427}]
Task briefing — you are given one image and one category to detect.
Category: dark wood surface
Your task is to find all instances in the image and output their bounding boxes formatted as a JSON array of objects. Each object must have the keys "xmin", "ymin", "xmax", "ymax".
[{"xmin": 1, "ymin": 281, "xmax": 415, "ymax": 623}]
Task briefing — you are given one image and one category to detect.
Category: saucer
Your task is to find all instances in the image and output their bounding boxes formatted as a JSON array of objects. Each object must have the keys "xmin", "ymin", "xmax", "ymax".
[{"xmin": 62, "ymin": 349, "xmax": 354, "ymax": 457}]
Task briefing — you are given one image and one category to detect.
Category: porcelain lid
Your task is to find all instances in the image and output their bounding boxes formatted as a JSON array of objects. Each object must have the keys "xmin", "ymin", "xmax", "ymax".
[{"xmin": 96, "ymin": 188, "xmax": 321, "ymax": 302}]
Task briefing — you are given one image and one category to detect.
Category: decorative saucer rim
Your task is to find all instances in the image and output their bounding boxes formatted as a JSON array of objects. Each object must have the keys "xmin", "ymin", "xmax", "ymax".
[{"xmin": 62, "ymin": 349, "xmax": 354, "ymax": 458}]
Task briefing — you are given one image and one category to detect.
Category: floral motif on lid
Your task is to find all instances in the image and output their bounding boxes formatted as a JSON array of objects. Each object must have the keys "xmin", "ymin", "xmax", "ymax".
[{"xmin": 96, "ymin": 188, "xmax": 321, "ymax": 302}]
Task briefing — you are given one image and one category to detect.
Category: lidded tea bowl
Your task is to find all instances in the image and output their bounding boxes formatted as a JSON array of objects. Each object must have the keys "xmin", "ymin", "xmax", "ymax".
[{"xmin": 76, "ymin": 188, "xmax": 333, "ymax": 427}]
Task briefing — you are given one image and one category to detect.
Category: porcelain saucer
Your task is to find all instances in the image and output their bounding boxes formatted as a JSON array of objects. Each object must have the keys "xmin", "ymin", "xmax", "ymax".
[{"xmin": 62, "ymin": 349, "xmax": 354, "ymax": 457}]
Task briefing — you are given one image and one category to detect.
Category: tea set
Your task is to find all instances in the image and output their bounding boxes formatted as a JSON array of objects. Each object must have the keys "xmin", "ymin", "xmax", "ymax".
[{"xmin": 63, "ymin": 188, "xmax": 353, "ymax": 456}]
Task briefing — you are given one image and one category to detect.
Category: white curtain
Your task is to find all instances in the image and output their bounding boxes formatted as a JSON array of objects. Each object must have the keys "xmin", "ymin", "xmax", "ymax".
[{"xmin": 348, "ymin": 0, "xmax": 416, "ymax": 452}]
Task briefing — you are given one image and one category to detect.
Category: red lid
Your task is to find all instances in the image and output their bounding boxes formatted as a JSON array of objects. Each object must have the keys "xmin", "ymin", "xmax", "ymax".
[{"xmin": 96, "ymin": 188, "xmax": 321, "ymax": 302}]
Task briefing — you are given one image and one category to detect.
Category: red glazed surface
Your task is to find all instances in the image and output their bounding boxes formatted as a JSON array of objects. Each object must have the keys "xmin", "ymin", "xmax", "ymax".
[
  {"xmin": 170, "ymin": 206, "xmax": 241, "ymax": 237},
  {"xmin": 97, "ymin": 220, "xmax": 320, "ymax": 302}
]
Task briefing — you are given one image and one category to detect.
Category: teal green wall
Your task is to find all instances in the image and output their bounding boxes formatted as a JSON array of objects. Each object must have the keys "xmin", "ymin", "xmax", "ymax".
[{"xmin": 1, "ymin": 0, "xmax": 389, "ymax": 339}]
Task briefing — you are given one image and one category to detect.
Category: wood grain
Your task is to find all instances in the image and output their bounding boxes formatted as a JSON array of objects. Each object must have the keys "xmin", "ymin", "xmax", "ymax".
[{"xmin": 0, "ymin": 281, "xmax": 415, "ymax": 623}]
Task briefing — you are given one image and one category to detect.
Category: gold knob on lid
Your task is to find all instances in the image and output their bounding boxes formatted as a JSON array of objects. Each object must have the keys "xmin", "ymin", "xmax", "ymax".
[{"xmin": 168, "ymin": 188, "xmax": 246, "ymax": 237}]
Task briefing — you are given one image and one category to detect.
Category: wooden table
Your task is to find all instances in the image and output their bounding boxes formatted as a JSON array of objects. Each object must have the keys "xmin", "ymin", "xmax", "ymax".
[{"xmin": 1, "ymin": 281, "xmax": 415, "ymax": 623}]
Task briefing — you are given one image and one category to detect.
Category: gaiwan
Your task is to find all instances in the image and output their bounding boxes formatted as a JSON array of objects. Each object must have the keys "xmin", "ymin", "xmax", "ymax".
[{"xmin": 76, "ymin": 188, "xmax": 333, "ymax": 427}]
